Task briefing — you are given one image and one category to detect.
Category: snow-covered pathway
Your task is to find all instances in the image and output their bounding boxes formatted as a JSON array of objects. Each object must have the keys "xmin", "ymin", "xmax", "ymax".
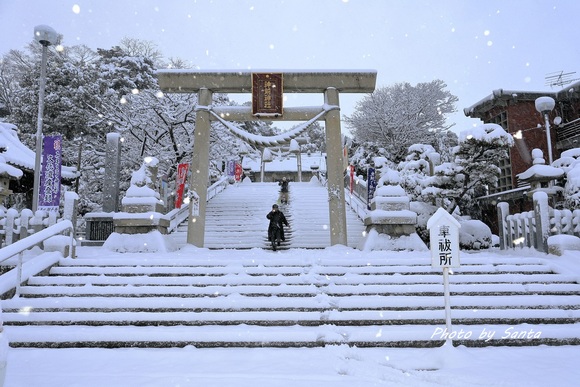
[{"xmin": 171, "ymin": 181, "xmax": 365, "ymax": 249}]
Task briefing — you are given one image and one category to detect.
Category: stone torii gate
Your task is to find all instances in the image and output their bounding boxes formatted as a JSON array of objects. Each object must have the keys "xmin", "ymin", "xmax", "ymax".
[{"xmin": 156, "ymin": 70, "xmax": 377, "ymax": 247}]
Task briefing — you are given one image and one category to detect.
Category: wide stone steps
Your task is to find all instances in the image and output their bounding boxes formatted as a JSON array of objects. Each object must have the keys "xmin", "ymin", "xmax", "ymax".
[
  {"xmin": 4, "ymin": 302, "xmax": 580, "ymax": 325},
  {"xmin": 172, "ymin": 182, "xmax": 365, "ymax": 249},
  {"xmin": 2, "ymin": 253, "xmax": 580, "ymax": 348},
  {"xmin": 4, "ymin": 294, "xmax": 580, "ymax": 311},
  {"xmin": 5, "ymin": 324, "xmax": 580, "ymax": 349}
]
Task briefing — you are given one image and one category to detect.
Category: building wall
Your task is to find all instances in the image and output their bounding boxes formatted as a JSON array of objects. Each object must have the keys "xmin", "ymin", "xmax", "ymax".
[
  {"xmin": 508, "ymin": 102, "xmax": 560, "ymax": 184},
  {"xmin": 481, "ymin": 101, "xmax": 561, "ymax": 186},
  {"xmin": 467, "ymin": 85, "xmax": 580, "ymax": 236},
  {"xmin": 471, "ymin": 99, "xmax": 559, "ymax": 235}
]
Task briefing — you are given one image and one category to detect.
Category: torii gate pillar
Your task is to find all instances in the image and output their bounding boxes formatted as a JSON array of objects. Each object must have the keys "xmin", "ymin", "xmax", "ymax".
[
  {"xmin": 187, "ymin": 88, "xmax": 212, "ymax": 247},
  {"xmin": 325, "ymin": 87, "xmax": 347, "ymax": 245}
]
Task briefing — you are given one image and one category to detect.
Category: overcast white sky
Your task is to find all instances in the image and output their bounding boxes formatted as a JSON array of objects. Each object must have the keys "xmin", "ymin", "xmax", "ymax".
[{"xmin": 1, "ymin": 0, "xmax": 579, "ymax": 134}]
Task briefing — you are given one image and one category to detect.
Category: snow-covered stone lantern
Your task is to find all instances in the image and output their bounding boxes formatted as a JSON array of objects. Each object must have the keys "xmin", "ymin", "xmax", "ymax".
[
  {"xmin": 112, "ymin": 157, "xmax": 169, "ymax": 236},
  {"xmin": 357, "ymin": 164, "xmax": 426, "ymax": 251},
  {"xmin": 517, "ymin": 149, "xmax": 564, "ymax": 200},
  {"xmin": 261, "ymin": 148, "xmax": 273, "ymax": 182},
  {"xmin": 310, "ymin": 162, "xmax": 320, "ymax": 182},
  {"xmin": 121, "ymin": 157, "xmax": 164, "ymax": 213},
  {"xmin": 289, "ymin": 139, "xmax": 302, "ymax": 182}
]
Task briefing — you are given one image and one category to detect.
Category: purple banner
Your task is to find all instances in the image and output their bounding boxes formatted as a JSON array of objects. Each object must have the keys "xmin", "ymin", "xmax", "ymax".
[
  {"xmin": 367, "ymin": 167, "xmax": 376, "ymax": 210},
  {"xmin": 227, "ymin": 159, "xmax": 236, "ymax": 176},
  {"xmin": 38, "ymin": 135, "xmax": 62, "ymax": 212}
]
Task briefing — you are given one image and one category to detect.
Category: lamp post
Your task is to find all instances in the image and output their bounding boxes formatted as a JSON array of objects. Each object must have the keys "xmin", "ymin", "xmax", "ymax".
[
  {"xmin": 32, "ymin": 25, "xmax": 58, "ymax": 212},
  {"xmin": 534, "ymin": 96, "xmax": 556, "ymax": 165}
]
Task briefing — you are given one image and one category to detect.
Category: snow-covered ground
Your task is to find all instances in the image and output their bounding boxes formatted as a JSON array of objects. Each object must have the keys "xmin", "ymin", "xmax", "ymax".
[{"xmin": 6, "ymin": 342, "xmax": 580, "ymax": 386}]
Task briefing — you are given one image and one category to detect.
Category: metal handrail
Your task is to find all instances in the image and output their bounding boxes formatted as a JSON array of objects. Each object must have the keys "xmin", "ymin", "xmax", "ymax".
[{"xmin": 0, "ymin": 219, "xmax": 73, "ymax": 296}]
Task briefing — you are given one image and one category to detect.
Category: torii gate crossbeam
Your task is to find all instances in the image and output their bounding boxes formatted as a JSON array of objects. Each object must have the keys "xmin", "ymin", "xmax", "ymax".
[{"xmin": 156, "ymin": 70, "xmax": 377, "ymax": 248}]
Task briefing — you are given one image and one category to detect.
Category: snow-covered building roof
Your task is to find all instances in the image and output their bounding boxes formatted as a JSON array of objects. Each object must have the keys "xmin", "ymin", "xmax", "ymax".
[
  {"xmin": 242, "ymin": 153, "xmax": 327, "ymax": 173},
  {"xmin": 463, "ymin": 80, "xmax": 580, "ymax": 118},
  {"xmin": 0, "ymin": 122, "xmax": 77, "ymax": 179},
  {"xmin": 0, "ymin": 155, "xmax": 23, "ymax": 179}
]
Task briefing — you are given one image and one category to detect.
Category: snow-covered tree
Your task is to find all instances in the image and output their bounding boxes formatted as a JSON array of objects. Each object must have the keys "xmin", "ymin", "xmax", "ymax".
[
  {"xmin": 553, "ymin": 148, "xmax": 580, "ymax": 210},
  {"xmin": 424, "ymin": 123, "xmax": 514, "ymax": 216},
  {"xmin": 398, "ymin": 144, "xmax": 439, "ymax": 201},
  {"xmin": 345, "ymin": 80, "xmax": 458, "ymax": 162},
  {"xmin": 119, "ymin": 37, "xmax": 164, "ymax": 68},
  {"xmin": 1, "ymin": 39, "xmax": 241, "ymax": 212},
  {"xmin": 349, "ymin": 141, "xmax": 392, "ymax": 179},
  {"xmin": 301, "ymin": 122, "xmax": 326, "ymax": 153}
]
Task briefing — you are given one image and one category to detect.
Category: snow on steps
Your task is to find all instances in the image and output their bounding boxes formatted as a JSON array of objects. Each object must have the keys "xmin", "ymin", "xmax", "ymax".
[
  {"xmin": 2, "ymin": 254, "xmax": 580, "ymax": 348},
  {"xmin": 171, "ymin": 182, "xmax": 365, "ymax": 249}
]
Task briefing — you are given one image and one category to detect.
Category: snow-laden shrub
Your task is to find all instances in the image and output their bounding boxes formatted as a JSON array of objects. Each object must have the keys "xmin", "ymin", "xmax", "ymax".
[
  {"xmin": 458, "ymin": 218, "xmax": 492, "ymax": 250},
  {"xmin": 410, "ymin": 201, "xmax": 437, "ymax": 244}
]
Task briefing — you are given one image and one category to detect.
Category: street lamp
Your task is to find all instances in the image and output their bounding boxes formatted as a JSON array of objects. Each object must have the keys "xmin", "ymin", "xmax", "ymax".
[
  {"xmin": 534, "ymin": 96, "xmax": 556, "ymax": 165},
  {"xmin": 32, "ymin": 25, "xmax": 58, "ymax": 212}
]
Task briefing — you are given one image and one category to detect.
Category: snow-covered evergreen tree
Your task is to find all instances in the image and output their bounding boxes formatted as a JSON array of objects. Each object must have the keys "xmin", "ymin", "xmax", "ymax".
[
  {"xmin": 424, "ymin": 123, "xmax": 514, "ymax": 216},
  {"xmin": 553, "ymin": 148, "xmax": 580, "ymax": 210},
  {"xmin": 398, "ymin": 144, "xmax": 439, "ymax": 202},
  {"xmin": 0, "ymin": 39, "xmax": 249, "ymax": 213}
]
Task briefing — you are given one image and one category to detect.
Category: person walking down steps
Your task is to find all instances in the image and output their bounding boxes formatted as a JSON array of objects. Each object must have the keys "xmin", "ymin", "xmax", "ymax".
[
  {"xmin": 266, "ymin": 204, "xmax": 289, "ymax": 250},
  {"xmin": 278, "ymin": 177, "xmax": 289, "ymax": 204}
]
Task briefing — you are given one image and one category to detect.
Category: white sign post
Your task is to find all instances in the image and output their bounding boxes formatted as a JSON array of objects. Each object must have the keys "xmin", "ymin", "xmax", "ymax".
[{"xmin": 427, "ymin": 208, "xmax": 461, "ymax": 346}]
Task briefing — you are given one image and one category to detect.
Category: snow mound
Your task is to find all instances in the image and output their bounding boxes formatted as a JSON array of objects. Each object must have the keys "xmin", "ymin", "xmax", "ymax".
[
  {"xmin": 104, "ymin": 231, "xmax": 177, "ymax": 253},
  {"xmin": 548, "ymin": 234, "xmax": 580, "ymax": 256},
  {"xmin": 357, "ymin": 228, "xmax": 428, "ymax": 251}
]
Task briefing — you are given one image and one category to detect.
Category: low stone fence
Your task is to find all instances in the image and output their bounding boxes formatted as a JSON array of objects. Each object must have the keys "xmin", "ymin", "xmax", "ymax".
[
  {"xmin": 497, "ymin": 191, "xmax": 580, "ymax": 252},
  {"xmin": 0, "ymin": 192, "xmax": 79, "ymax": 249}
]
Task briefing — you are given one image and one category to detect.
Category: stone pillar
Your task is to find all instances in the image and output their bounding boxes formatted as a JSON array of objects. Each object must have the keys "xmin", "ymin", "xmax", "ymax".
[
  {"xmin": 496, "ymin": 202, "xmax": 509, "ymax": 250},
  {"xmin": 187, "ymin": 88, "xmax": 212, "ymax": 247},
  {"xmin": 533, "ymin": 191, "xmax": 550, "ymax": 253},
  {"xmin": 324, "ymin": 87, "xmax": 347, "ymax": 246},
  {"xmin": 103, "ymin": 133, "xmax": 121, "ymax": 213}
]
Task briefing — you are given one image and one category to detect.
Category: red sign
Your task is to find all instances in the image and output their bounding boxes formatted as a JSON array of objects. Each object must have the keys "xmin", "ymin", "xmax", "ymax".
[
  {"xmin": 235, "ymin": 163, "xmax": 243, "ymax": 181},
  {"xmin": 349, "ymin": 165, "xmax": 355, "ymax": 194},
  {"xmin": 252, "ymin": 73, "xmax": 283, "ymax": 116},
  {"xmin": 175, "ymin": 163, "xmax": 189, "ymax": 209}
]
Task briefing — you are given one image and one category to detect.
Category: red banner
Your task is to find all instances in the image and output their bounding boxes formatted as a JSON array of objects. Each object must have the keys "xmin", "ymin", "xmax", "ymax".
[
  {"xmin": 175, "ymin": 163, "xmax": 189, "ymax": 209},
  {"xmin": 235, "ymin": 163, "xmax": 243, "ymax": 181},
  {"xmin": 349, "ymin": 165, "xmax": 355, "ymax": 194}
]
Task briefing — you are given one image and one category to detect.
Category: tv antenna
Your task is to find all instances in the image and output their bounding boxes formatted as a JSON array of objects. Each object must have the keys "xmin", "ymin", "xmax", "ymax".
[{"xmin": 545, "ymin": 71, "xmax": 579, "ymax": 88}]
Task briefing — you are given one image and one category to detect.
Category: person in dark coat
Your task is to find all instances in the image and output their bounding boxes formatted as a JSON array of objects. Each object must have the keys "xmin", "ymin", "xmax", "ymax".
[
  {"xmin": 278, "ymin": 177, "xmax": 289, "ymax": 204},
  {"xmin": 266, "ymin": 203, "xmax": 289, "ymax": 244}
]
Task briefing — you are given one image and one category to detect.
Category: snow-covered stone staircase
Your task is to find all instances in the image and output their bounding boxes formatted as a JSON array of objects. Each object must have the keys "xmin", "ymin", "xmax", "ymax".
[
  {"xmin": 3, "ymin": 250, "xmax": 580, "ymax": 348},
  {"xmin": 170, "ymin": 181, "xmax": 365, "ymax": 249}
]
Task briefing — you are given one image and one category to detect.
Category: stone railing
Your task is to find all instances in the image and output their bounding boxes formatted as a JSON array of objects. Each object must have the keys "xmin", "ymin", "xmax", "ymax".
[
  {"xmin": 0, "ymin": 192, "xmax": 79, "ymax": 250},
  {"xmin": 497, "ymin": 191, "xmax": 580, "ymax": 253},
  {"xmin": 83, "ymin": 175, "xmax": 232, "ymax": 245}
]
